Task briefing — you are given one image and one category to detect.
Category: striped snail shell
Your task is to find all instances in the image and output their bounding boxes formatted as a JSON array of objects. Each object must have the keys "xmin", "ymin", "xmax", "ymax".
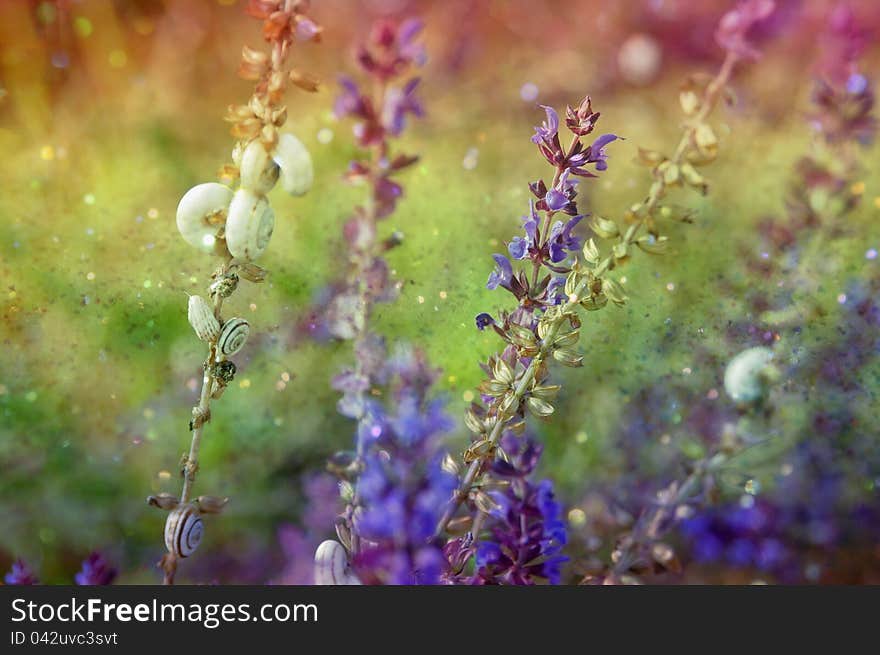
[
  {"xmin": 218, "ymin": 317, "xmax": 250, "ymax": 357},
  {"xmin": 225, "ymin": 189, "xmax": 275, "ymax": 262},
  {"xmin": 164, "ymin": 504, "xmax": 203, "ymax": 558},
  {"xmin": 272, "ymin": 133, "xmax": 313, "ymax": 196},
  {"xmin": 176, "ymin": 182, "xmax": 233, "ymax": 254},
  {"xmin": 187, "ymin": 295, "xmax": 220, "ymax": 342},
  {"xmin": 239, "ymin": 139, "xmax": 280, "ymax": 196},
  {"xmin": 314, "ymin": 540, "xmax": 361, "ymax": 585}
]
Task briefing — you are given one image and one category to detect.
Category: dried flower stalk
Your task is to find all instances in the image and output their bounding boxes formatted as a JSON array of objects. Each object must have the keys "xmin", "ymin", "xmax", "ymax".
[{"xmin": 150, "ymin": 0, "xmax": 321, "ymax": 585}]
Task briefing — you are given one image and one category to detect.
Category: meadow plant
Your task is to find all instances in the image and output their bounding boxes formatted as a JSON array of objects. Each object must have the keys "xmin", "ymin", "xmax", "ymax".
[
  {"xmin": 148, "ymin": 0, "xmax": 321, "ymax": 584},
  {"xmin": 434, "ymin": 1, "xmax": 777, "ymax": 578},
  {"xmin": 308, "ymin": 19, "xmax": 459, "ymax": 585},
  {"xmin": 584, "ymin": 1, "xmax": 877, "ymax": 584},
  {"xmin": 5, "ymin": 553, "xmax": 117, "ymax": 586},
  {"xmin": 675, "ymin": 5, "xmax": 879, "ymax": 583}
]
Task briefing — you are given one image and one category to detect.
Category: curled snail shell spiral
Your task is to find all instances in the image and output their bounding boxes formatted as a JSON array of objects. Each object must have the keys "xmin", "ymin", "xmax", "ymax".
[
  {"xmin": 239, "ymin": 139, "xmax": 280, "ymax": 196},
  {"xmin": 272, "ymin": 133, "xmax": 313, "ymax": 196},
  {"xmin": 224, "ymin": 189, "xmax": 275, "ymax": 262},
  {"xmin": 218, "ymin": 317, "xmax": 250, "ymax": 357},
  {"xmin": 187, "ymin": 295, "xmax": 220, "ymax": 342},
  {"xmin": 164, "ymin": 504, "xmax": 203, "ymax": 558},
  {"xmin": 314, "ymin": 540, "xmax": 361, "ymax": 585},
  {"xmin": 176, "ymin": 183, "xmax": 233, "ymax": 254}
]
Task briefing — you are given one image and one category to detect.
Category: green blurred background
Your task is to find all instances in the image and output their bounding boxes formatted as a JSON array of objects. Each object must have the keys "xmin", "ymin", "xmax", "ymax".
[{"xmin": 0, "ymin": 0, "xmax": 878, "ymax": 583}]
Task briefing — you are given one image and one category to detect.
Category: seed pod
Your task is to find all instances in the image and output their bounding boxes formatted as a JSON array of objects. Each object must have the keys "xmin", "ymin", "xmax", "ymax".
[
  {"xmin": 314, "ymin": 540, "xmax": 361, "ymax": 585},
  {"xmin": 225, "ymin": 189, "xmax": 275, "ymax": 262},
  {"xmin": 176, "ymin": 183, "xmax": 233, "ymax": 254},
  {"xmin": 187, "ymin": 295, "xmax": 220, "ymax": 342},
  {"xmin": 239, "ymin": 139, "xmax": 280, "ymax": 195},
  {"xmin": 218, "ymin": 317, "xmax": 250, "ymax": 357},
  {"xmin": 272, "ymin": 132, "xmax": 313, "ymax": 196},
  {"xmin": 164, "ymin": 504, "xmax": 203, "ymax": 558}
]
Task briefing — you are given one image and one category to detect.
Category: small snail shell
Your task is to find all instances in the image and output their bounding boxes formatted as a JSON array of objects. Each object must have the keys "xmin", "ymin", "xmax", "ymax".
[
  {"xmin": 240, "ymin": 139, "xmax": 280, "ymax": 195},
  {"xmin": 724, "ymin": 347, "xmax": 775, "ymax": 404},
  {"xmin": 218, "ymin": 317, "xmax": 250, "ymax": 357},
  {"xmin": 176, "ymin": 183, "xmax": 233, "ymax": 254},
  {"xmin": 272, "ymin": 133, "xmax": 313, "ymax": 196},
  {"xmin": 164, "ymin": 504, "xmax": 203, "ymax": 558},
  {"xmin": 187, "ymin": 295, "xmax": 220, "ymax": 342},
  {"xmin": 225, "ymin": 189, "xmax": 275, "ymax": 262},
  {"xmin": 314, "ymin": 540, "xmax": 361, "ymax": 585}
]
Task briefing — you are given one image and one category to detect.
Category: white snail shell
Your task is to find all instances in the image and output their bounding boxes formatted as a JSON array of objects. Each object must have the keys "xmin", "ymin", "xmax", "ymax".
[
  {"xmin": 164, "ymin": 504, "xmax": 203, "ymax": 558},
  {"xmin": 225, "ymin": 189, "xmax": 275, "ymax": 262},
  {"xmin": 314, "ymin": 540, "xmax": 361, "ymax": 585},
  {"xmin": 272, "ymin": 133, "xmax": 313, "ymax": 196},
  {"xmin": 240, "ymin": 139, "xmax": 280, "ymax": 195},
  {"xmin": 187, "ymin": 295, "xmax": 220, "ymax": 342},
  {"xmin": 176, "ymin": 182, "xmax": 234, "ymax": 254},
  {"xmin": 724, "ymin": 347, "xmax": 775, "ymax": 404},
  {"xmin": 218, "ymin": 317, "xmax": 250, "ymax": 357}
]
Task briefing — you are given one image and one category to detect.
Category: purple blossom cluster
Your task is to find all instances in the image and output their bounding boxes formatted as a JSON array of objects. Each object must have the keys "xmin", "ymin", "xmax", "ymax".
[
  {"xmin": 349, "ymin": 347, "xmax": 457, "ymax": 585},
  {"xmin": 446, "ymin": 434, "xmax": 568, "ymax": 585},
  {"xmin": 312, "ymin": 19, "xmax": 424, "ymax": 342},
  {"xmin": 682, "ymin": 275, "xmax": 880, "ymax": 583},
  {"xmin": 481, "ymin": 96, "xmax": 618, "ymax": 330}
]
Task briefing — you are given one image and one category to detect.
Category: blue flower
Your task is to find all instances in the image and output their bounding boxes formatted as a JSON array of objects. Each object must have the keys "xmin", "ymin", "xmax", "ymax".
[
  {"xmin": 487, "ymin": 254, "xmax": 514, "ymax": 291},
  {"xmin": 508, "ymin": 202, "xmax": 540, "ymax": 260},
  {"xmin": 382, "ymin": 78, "xmax": 424, "ymax": 136}
]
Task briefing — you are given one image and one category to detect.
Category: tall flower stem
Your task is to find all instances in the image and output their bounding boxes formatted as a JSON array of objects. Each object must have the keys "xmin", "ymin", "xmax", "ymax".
[
  {"xmin": 436, "ymin": 50, "xmax": 742, "ymax": 540},
  {"xmin": 155, "ymin": 0, "xmax": 321, "ymax": 585}
]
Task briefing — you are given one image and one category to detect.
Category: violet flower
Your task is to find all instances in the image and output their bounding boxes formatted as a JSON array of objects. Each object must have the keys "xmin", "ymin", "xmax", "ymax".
[
  {"xmin": 350, "ymin": 347, "xmax": 458, "ymax": 585},
  {"xmin": 74, "ymin": 552, "xmax": 117, "ymax": 586},
  {"xmin": 4, "ymin": 559, "xmax": 38, "ymax": 585}
]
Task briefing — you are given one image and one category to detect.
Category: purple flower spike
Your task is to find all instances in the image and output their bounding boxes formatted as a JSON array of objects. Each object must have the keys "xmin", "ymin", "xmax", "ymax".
[
  {"xmin": 334, "ymin": 75, "xmax": 367, "ymax": 120},
  {"xmin": 74, "ymin": 552, "xmax": 117, "ymax": 586}
]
